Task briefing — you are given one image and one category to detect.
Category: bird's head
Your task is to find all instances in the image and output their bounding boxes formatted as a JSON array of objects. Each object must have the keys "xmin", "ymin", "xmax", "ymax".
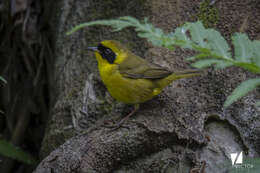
[{"xmin": 88, "ymin": 40, "xmax": 128, "ymax": 65}]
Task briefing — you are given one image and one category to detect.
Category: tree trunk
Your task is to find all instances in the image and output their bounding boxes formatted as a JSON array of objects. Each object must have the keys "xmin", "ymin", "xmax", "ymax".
[{"xmin": 35, "ymin": 0, "xmax": 260, "ymax": 172}]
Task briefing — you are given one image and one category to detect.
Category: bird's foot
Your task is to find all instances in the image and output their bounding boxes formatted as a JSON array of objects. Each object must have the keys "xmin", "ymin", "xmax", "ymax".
[
  {"xmin": 102, "ymin": 104, "xmax": 140, "ymax": 131},
  {"xmin": 102, "ymin": 118, "xmax": 131, "ymax": 131}
]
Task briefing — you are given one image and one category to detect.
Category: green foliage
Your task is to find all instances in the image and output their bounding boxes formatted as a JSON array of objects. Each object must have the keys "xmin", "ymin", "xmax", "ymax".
[
  {"xmin": 0, "ymin": 139, "xmax": 37, "ymax": 165},
  {"xmin": 224, "ymin": 78, "xmax": 260, "ymax": 107},
  {"xmin": 66, "ymin": 17, "xmax": 176, "ymax": 50},
  {"xmin": 67, "ymin": 16, "xmax": 260, "ymax": 107},
  {"xmin": 0, "ymin": 76, "xmax": 7, "ymax": 84}
]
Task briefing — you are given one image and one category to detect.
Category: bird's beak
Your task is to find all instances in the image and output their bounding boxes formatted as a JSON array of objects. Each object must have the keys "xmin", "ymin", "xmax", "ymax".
[{"xmin": 87, "ymin": 47, "xmax": 98, "ymax": 52}]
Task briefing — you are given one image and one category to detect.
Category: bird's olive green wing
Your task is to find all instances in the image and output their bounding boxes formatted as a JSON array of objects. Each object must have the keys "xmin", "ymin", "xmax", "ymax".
[{"xmin": 118, "ymin": 53, "xmax": 172, "ymax": 79}]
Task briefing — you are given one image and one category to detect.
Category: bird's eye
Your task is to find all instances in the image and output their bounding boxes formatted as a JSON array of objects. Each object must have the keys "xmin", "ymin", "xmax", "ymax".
[{"xmin": 98, "ymin": 44, "xmax": 116, "ymax": 64}]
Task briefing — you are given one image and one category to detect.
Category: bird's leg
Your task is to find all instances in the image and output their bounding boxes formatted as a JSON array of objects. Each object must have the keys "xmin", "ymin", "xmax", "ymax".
[
  {"xmin": 105, "ymin": 104, "xmax": 140, "ymax": 131},
  {"xmin": 117, "ymin": 104, "xmax": 140, "ymax": 126}
]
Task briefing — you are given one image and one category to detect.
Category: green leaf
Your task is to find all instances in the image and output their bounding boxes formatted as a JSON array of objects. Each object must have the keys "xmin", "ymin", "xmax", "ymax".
[
  {"xmin": 66, "ymin": 18, "xmax": 137, "ymax": 35},
  {"xmin": 173, "ymin": 26, "xmax": 193, "ymax": 49},
  {"xmin": 189, "ymin": 21, "xmax": 209, "ymax": 48},
  {"xmin": 137, "ymin": 32, "xmax": 152, "ymax": 39},
  {"xmin": 232, "ymin": 33, "xmax": 252, "ymax": 62},
  {"xmin": 162, "ymin": 34, "xmax": 175, "ymax": 50},
  {"xmin": 214, "ymin": 61, "xmax": 233, "ymax": 69},
  {"xmin": 206, "ymin": 29, "xmax": 231, "ymax": 59},
  {"xmin": 119, "ymin": 16, "xmax": 138, "ymax": 23},
  {"xmin": 0, "ymin": 139, "xmax": 37, "ymax": 165},
  {"xmin": 0, "ymin": 76, "xmax": 7, "ymax": 84},
  {"xmin": 224, "ymin": 78, "xmax": 260, "ymax": 107},
  {"xmin": 154, "ymin": 28, "xmax": 163, "ymax": 35},
  {"xmin": 251, "ymin": 40, "xmax": 260, "ymax": 67},
  {"xmin": 256, "ymin": 101, "xmax": 260, "ymax": 106},
  {"xmin": 191, "ymin": 45, "xmax": 211, "ymax": 54},
  {"xmin": 192, "ymin": 59, "xmax": 224, "ymax": 68},
  {"xmin": 233, "ymin": 62, "xmax": 260, "ymax": 73}
]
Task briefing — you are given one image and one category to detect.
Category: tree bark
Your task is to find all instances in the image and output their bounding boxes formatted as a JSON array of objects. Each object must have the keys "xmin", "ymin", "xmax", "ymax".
[{"xmin": 35, "ymin": 0, "xmax": 260, "ymax": 172}]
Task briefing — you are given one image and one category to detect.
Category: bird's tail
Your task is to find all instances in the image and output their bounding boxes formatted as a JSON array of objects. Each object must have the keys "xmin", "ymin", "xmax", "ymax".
[{"xmin": 158, "ymin": 69, "xmax": 202, "ymax": 89}]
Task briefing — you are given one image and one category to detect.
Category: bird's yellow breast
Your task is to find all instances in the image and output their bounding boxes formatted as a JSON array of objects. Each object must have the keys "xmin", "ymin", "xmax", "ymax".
[{"xmin": 96, "ymin": 55, "xmax": 161, "ymax": 104}]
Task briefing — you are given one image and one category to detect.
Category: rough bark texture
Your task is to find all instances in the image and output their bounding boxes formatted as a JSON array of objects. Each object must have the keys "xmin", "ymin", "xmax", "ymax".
[{"xmin": 35, "ymin": 0, "xmax": 260, "ymax": 172}]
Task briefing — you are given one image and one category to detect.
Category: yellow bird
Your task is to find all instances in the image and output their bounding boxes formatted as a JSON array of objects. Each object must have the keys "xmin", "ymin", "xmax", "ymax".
[{"xmin": 88, "ymin": 40, "xmax": 200, "ymax": 128}]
